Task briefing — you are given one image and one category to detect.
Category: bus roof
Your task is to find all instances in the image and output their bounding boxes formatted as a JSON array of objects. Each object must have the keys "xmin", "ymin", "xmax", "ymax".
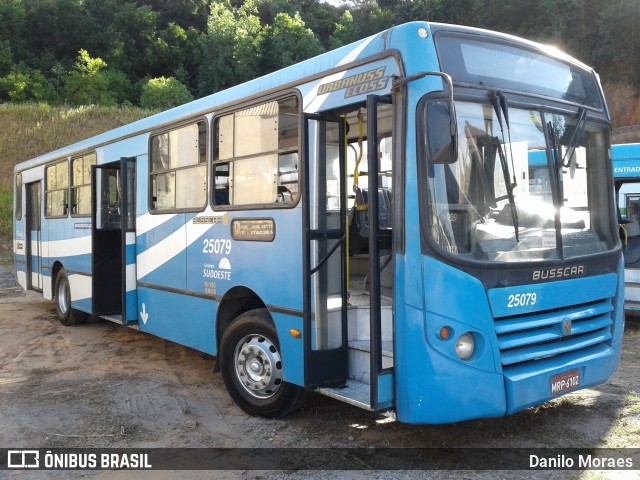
[{"xmin": 613, "ymin": 143, "xmax": 640, "ymax": 160}]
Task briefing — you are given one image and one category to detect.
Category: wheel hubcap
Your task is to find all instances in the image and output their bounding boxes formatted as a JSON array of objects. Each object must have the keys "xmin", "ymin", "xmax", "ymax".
[
  {"xmin": 234, "ymin": 334, "xmax": 283, "ymax": 399},
  {"xmin": 57, "ymin": 278, "xmax": 69, "ymax": 314}
]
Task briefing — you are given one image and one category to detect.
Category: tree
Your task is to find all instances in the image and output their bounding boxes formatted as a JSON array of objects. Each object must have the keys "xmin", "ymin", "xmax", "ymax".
[
  {"xmin": 232, "ymin": 1, "xmax": 264, "ymax": 83},
  {"xmin": 139, "ymin": 76, "xmax": 193, "ymax": 109},
  {"xmin": 108, "ymin": 3, "xmax": 158, "ymax": 81},
  {"xmin": 329, "ymin": 10, "xmax": 357, "ymax": 49},
  {"xmin": 64, "ymin": 49, "xmax": 114, "ymax": 106},
  {"xmin": 594, "ymin": 0, "xmax": 640, "ymax": 85},
  {"xmin": 198, "ymin": 0, "xmax": 264, "ymax": 96},
  {"xmin": 104, "ymin": 69, "xmax": 135, "ymax": 106},
  {"xmin": 198, "ymin": 1, "xmax": 237, "ymax": 95},
  {"xmin": 262, "ymin": 12, "xmax": 324, "ymax": 72},
  {"xmin": 0, "ymin": 40, "xmax": 12, "ymax": 75},
  {"xmin": 21, "ymin": 0, "xmax": 101, "ymax": 72},
  {"xmin": 0, "ymin": 66, "xmax": 57, "ymax": 103}
]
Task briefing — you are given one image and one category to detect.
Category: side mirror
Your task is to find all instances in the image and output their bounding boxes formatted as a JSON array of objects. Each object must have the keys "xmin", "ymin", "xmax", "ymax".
[{"xmin": 427, "ymin": 100, "xmax": 458, "ymax": 164}]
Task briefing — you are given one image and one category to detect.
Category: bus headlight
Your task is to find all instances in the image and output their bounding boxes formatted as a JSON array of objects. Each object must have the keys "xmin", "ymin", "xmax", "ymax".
[{"xmin": 455, "ymin": 333, "xmax": 475, "ymax": 360}]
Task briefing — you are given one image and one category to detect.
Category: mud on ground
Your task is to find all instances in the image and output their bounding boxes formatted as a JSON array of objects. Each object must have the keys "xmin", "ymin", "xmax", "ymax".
[{"xmin": 0, "ymin": 268, "xmax": 638, "ymax": 480}]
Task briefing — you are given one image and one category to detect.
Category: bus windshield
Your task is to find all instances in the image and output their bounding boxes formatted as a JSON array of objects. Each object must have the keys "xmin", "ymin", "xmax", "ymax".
[
  {"xmin": 424, "ymin": 101, "xmax": 616, "ymax": 262},
  {"xmin": 435, "ymin": 33, "xmax": 603, "ymax": 109}
]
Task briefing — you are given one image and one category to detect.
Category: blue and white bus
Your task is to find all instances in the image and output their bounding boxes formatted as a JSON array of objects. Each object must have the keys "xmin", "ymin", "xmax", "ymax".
[
  {"xmin": 13, "ymin": 22, "xmax": 623, "ymax": 424},
  {"xmin": 613, "ymin": 142, "xmax": 640, "ymax": 313}
]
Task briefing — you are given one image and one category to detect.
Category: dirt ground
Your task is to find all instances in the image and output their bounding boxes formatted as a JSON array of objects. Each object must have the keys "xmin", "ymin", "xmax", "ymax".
[{"xmin": 0, "ymin": 267, "xmax": 638, "ymax": 480}]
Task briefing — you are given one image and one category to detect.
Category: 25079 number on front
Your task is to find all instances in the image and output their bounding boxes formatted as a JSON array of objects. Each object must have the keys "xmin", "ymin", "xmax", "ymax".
[{"xmin": 507, "ymin": 292, "xmax": 537, "ymax": 308}]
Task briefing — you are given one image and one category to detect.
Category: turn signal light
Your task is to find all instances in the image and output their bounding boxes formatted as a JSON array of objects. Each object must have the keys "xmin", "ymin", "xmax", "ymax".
[
  {"xmin": 439, "ymin": 326, "xmax": 451, "ymax": 340},
  {"xmin": 289, "ymin": 329, "xmax": 301, "ymax": 339}
]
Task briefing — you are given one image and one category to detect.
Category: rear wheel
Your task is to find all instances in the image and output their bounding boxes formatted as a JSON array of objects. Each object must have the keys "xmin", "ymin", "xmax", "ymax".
[
  {"xmin": 54, "ymin": 269, "xmax": 86, "ymax": 326},
  {"xmin": 220, "ymin": 309, "xmax": 306, "ymax": 418}
]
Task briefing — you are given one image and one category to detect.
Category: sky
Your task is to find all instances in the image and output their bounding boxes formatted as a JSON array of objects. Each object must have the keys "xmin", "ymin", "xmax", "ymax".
[{"xmin": 320, "ymin": 0, "xmax": 353, "ymax": 6}]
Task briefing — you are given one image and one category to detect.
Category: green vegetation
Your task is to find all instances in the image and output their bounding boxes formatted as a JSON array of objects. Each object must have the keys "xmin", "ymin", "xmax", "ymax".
[
  {"xmin": 0, "ymin": 0, "xmax": 638, "ymax": 106},
  {"xmin": 140, "ymin": 76, "xmax": 193, "ymax": 109},
  {"xmin": 0, "ymin": 187, "xmax": 11, "ymax": 239}
]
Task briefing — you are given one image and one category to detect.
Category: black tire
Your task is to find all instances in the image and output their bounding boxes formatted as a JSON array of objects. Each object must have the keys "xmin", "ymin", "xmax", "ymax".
[
  {"xmin": 54, "ymin": 269, "xmax": 86, "ymax": 326},
  {"xmin": 219, "ymin": 309, "xmax": 306, "ymax": 418}
]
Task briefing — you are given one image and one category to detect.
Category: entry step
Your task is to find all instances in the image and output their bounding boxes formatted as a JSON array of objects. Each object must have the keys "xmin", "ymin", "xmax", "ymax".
[
  {"xmin": 102, "ymin": 315, "xmax": 139, "ymax": 330},
  {"xmin": 348, "ymin": 340, "xmax": 394, "ymax": 357},
  {"xmin": 348, "ymin": 340, "xmax": 394, "ymax": 383},
  {"xmin": 317, "ymin": 379, "xmax": 372, "ymax": 410},
  {"xmin": 624, "ymin": 300, "xmax": 640, "ymax": 313}
]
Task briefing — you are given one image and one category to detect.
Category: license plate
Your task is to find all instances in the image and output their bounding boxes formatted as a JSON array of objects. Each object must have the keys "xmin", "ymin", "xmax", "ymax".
[{"xmin": 550, "ymin": 369, "xmax": 580, "ymax": 395}]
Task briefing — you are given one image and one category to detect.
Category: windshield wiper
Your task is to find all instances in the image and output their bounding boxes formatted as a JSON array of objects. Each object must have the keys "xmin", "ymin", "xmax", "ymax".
[
  {"xmin": 493, "ymin": 137, "xmax": 520, "ymax": 242},
  {"xmin": 547, "ymin": 120, "xmax": 563, "ymax": 206},
  {"xmin": 491, "ymin": 91, "xmax": 519, "ymax": 242},
  {"xmin": 491, "ymin": 91, "xmax": 517, "ymax": 188},
  {"xmin": 546, "ymin": 119, "xmax": 565, "ymax": 258},
  {"xmin": 561, "ymin": 107, "xmax": 587, "ymax": 168}
]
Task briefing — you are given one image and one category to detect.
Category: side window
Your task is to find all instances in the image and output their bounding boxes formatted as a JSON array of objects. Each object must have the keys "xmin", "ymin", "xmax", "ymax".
[
  {"xmin": 45, "ymin": 160, "xmax": 69, "ymax": 218},
  {"xmin": 213, "ymin": 96, "xmax": 299, "ymax": 207},
  {"xmin": 71, "ymin": 152, "xmax": 96, "ymax": 216},
  {"xmin": 15, "ymin": 173, "xmax": 22, "ymax": 220},
  {"xmin": 150, "ymin": 121, "xmax": 207, "ymax": 212}
]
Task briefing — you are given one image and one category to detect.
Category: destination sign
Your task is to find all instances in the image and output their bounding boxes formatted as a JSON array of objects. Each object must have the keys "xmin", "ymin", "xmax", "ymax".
[{"xmin": 231, "ymin": 219, "xmax": 275, "ymax": 242}]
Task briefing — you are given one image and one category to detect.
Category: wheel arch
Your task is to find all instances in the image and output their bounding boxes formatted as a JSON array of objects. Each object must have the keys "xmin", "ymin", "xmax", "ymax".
[
  {"xmin": 215, "ymin": 286, "xmax": 270, "ymax": 371},
  {"xmin": 51, "ymin": 260, "xmax": 64, "ymax": 298}
]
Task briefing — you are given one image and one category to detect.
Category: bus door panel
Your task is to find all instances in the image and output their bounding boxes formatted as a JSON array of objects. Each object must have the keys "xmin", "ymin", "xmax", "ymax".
[
  {"xmin": 121, "ymin": 158, "xmax": 137, "ymax": 323},
  {"xmin": 92, "ymin": 158, "xmax": 137, "ymax": 323},
  {"xmin": 25, "ymin": 181, "xmax": 42, "ymax": 291},
  {"xmin": 365, "ymin": 94, "xmax": 395, "ymax": 410},
  {"xmin": 303, "ymin": 114, "xmax": 348, "ymax": 386}
]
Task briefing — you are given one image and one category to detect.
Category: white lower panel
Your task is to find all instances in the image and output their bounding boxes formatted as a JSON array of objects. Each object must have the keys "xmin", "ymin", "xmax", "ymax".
[
  {"xmin": 16, "ymin": 270, "xmax": 26, "ymax": 290},
  {"xmin": 69, "ymin": 274, "xmax": 92, "ymax": 302}
]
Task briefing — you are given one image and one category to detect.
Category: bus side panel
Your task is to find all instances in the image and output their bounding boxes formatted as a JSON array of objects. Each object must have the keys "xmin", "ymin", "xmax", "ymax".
[
  {"xmin": 137, "ymin": 214, "xmax": 187, "ymax": 291},
  {"xmin": 137, "ymin": 286, "xmax": 216, "ymax": 355},
  {"xmin": 186, "ymin": 208, "xmax": 304, "ymax": 309},
  {"xmin": 186, "ymin": 211, "xmax": 231, "ymax": 296},
  {"xmin": 46, "ymin": 228, "xmax": 93, "ymax": 309},
  {"xmin": 272, "ymin": 311, "xmax": 304, "ymax": 386},
  {"xmin": 42, "ymin": 217, "xmax": 89, "ymax": 302},
  {"xmin": 186, "ymin": 207, "xmax": 305, "ymax": 386},
  {"xmin": 14, "ymin": 219, "xmax": 26, "ymax": 290},
  {"xmin": 68, "ymin": 274, "xmax": 92, "ymax": 313},
  {"xmin": 125, "ymin": 232, "xmax": 138, "ymax": 321}
]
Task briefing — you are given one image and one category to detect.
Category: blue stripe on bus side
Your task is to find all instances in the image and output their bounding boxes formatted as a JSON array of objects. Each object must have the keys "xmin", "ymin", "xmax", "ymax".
[
  {"xmin": 138, "ymin": 249, "xmax": 187, "ymax": 291},
  {"xmin": 43, "ymin": 252, "xmax": 92, "ymax": 275},
  {"xmin": 137, "ymin": 214, "xmax": 187, "ymax": 254}
]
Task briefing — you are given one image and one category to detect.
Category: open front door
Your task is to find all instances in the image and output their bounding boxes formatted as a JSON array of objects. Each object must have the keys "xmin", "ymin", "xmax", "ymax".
[
  {"xmin": 92, "ymin": 157, "xmax": 137, "ymax": 324},
  {"xmin": 303, "ymin": 114, "xmax": 348, "ymax": 386},
  {"xmin": 365, "ymin": 94, "xmax": 394, "ymax": 410}
]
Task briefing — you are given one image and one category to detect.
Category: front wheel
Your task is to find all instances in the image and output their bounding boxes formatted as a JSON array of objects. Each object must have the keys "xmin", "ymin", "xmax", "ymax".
[
  {"xmin": 54, "ymin": 269, "xmax": 86, "ymax": 326},
  {"xmin": 219, "ymin": 309, "xmax": 306, "ymax": 418}
]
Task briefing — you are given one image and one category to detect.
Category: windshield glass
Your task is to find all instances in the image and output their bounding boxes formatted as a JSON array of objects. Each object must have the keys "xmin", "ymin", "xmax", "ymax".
[{"xmin": 425, "ymin": 101, "xmax": 616, "ymax": 262}]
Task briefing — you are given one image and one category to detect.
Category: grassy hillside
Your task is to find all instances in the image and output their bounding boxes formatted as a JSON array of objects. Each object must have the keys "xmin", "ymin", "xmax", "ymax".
[{"xmin": 0, "ymin": 103, "xmax": 155, "ymax": 263}]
